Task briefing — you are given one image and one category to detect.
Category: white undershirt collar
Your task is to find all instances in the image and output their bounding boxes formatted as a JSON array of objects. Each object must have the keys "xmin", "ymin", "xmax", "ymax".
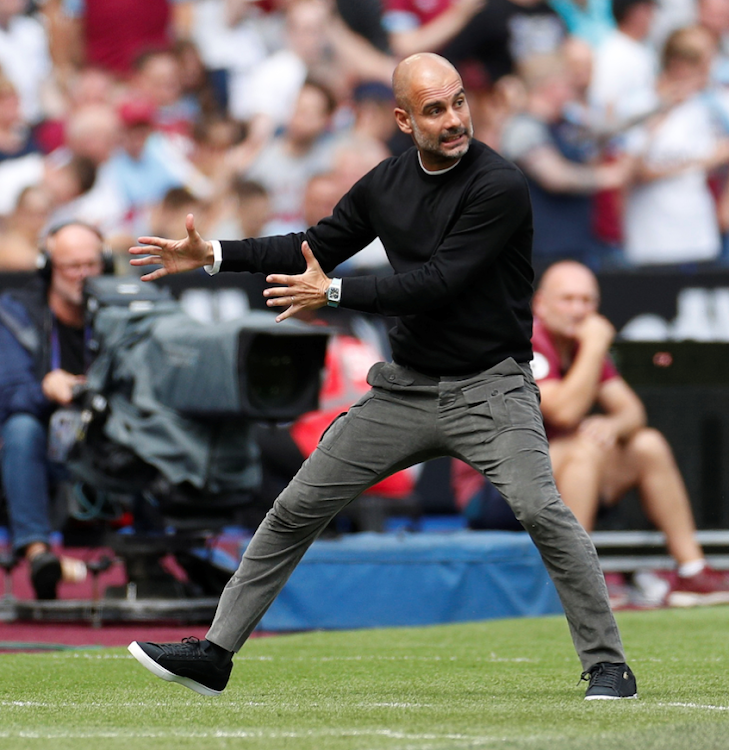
[{"xmin": 417, "ymin": 152, "xmax": 461, "ymax": 175}]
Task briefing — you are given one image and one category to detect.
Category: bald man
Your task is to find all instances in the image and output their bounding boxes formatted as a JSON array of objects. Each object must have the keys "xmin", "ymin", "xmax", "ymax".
[
  {"xmin": 0, "ymin": 222, "xmax": 105, "ymax": 600},
  {"xmin": 533, "ymin": 260, "xmax": 729, "ymax": 605},
  {"xmin": 128, "ymin": 53, "xmax": 636, "ymax": 701}
]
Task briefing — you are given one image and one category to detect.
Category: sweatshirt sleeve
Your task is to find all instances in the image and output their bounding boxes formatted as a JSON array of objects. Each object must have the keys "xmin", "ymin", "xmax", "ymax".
[
  {"xmin": 218, "ymin": 175, "xmax": 377, "ymax": 275},
  {"xmin": 340, "ymin": 167, "xmax": 531, "ymax": 315}
]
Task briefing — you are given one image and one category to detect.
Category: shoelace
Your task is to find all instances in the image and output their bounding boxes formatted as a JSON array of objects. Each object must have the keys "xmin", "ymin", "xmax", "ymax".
[
  {"xmin": 162, "ymin": 636, "xmax": 203, "ymax": 657},
  {"xmin": 578, "ymin": 662, "xmax": 625, "ymax": 690}
]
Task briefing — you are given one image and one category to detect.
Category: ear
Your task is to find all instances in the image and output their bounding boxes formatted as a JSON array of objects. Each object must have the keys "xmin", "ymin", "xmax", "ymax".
[{"xmin": 394, "ymin": 107, "xmax": 413, "ymax": 135}]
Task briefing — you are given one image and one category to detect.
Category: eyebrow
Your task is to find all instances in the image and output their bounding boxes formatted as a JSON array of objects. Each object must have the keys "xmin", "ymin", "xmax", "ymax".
[{"xmin": 422, "ymin": 87, "xmax": 466, "ymax": 111}]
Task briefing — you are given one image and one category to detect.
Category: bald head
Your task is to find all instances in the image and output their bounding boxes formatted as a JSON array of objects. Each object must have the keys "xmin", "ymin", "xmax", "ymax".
[
  {"xmin": 538, "ymin": 261, "xmax": 598, "ymax": 296},
  {"xmin": 534, "ymin": 261, "xmax": 600, "ymax": 339},
  {"xmin": 392, "ymin": 53, "xmax": 461, "ymax": 112},
  {"xmin": 392, "ymin": 53, "xmax": 473, "ymax": 170}
]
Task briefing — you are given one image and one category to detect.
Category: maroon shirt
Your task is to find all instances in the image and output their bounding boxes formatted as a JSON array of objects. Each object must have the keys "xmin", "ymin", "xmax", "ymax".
[{"xmin": 531, "ymin": 317, "xmax": 618, "ymax": 439}]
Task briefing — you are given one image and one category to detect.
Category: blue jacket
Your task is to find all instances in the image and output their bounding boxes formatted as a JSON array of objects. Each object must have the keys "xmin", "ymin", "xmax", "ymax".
[{"xmin": 0, "ymin": 280, "xmax": 55, "ymax": 426}]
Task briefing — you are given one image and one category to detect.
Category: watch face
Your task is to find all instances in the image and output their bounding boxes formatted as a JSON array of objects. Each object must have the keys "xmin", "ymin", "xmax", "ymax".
[{"xmin": 329, "ymin": 287, "xmax": 340, "ymax": 301}]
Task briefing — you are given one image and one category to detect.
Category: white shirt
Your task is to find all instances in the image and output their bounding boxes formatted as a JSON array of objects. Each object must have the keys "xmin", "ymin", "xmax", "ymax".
[
  {"xmin": 589, "ymin": 30, "xmax": 657, "ymax": 126},
  {"xmin": 623, "ymin": 95, "xmax": 722, "ymax": 265},
  {"xmin": 228, "ymin": 49, "xmax": 307, "ymax": 129},
  {"xmin": 0, "ymin": 14, "xmax": 52, "ymax": 124}
]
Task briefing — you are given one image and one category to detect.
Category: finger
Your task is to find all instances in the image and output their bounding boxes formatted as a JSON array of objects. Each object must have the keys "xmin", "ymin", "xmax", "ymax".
[
  {"xmin": 129, "ymin": 244, "xmax": 162, "ymax": 256},
  {"xmin": 136, "ymin": 236, "xmax": 168, "ymax": 248},
  {"xmin": 129, "ymin": 255, "xmax": 162, "ymax": 266},
  {"xmin": 301, "ymin": 241, "xmax": 320, "ymax": 269},
  {"xmin": 266, "ymin": 296, "xmax": 293, "ymax": 308},
  {"xmin": 263, "ymin": 285, "xmax": 295, "ymax": 299},
  {"xmin": 140, "ymin": 267, "xmax": 169, "ymax": 282},
  {"xmin": 266, "ymin": 274, "xmax": 293, "ymax": 285},
  {"xmin": 275, "ymin": 304, "xmax": 297, "ymax": 323},
  {"xmin": 186, "ymin": 212, "xmax": 197, "ymax": 237}
]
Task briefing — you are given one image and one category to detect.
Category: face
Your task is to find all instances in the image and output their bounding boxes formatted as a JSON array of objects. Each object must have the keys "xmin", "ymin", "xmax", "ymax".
[
  {"xmin": 140, "ymin": 54, "xmax": 182, "ymax": 107},
  {"xmin": 48, "ymin": 225, "xmax": 105, "ymax": 308},
  {"xmin": 533, "ymin": 264, "xmax": 600, "ymax": 339},
  {"xmin": 395, "ymin": 65, "xmax": 473, "ymax": 170},
  {"xmin": 287, "ymin": 84, "xmax": 331, "ymax": 145}
]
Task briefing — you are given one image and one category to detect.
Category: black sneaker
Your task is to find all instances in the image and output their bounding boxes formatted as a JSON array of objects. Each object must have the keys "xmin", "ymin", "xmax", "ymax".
[
  {"xmin": 30, "ymin": 551, "xmax": 62, "ymax": 600},
  {"xmin": 128, "ymin": 637, "xmax": 232, "ymax": 696},
  {"xmin": 582, "ymin": 662, "xmax": 638, "ymax": 700}
]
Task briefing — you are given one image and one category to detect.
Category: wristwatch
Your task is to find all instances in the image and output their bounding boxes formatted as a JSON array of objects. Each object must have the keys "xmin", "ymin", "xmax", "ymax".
[{"xmin": 326, "ymin": 278, "xmax": 342, "ymax": 307}]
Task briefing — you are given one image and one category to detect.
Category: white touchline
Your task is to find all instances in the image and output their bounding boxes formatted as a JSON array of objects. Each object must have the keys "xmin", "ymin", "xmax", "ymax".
[{"xmin": 658, "ymin": 702, "xmax": 729, "ymax": 711}]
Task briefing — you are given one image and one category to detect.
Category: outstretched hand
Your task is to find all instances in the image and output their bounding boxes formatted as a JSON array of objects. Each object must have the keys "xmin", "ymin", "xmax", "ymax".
[
  {"xmin": 264, "ymin": 241, "xmax": 331, "ymax": 322},
  {"xmin": 129, "ymin": 213, "xmax": 213, "ymax": 282}
]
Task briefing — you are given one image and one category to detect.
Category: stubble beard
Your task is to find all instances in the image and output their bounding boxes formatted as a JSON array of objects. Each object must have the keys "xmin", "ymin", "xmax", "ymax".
[{"xmin": 412, "ymin": 120, "xmax": 474, "ymax": 165}]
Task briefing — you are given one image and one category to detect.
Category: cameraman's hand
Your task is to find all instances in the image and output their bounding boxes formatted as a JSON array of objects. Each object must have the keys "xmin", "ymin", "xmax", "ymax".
[
  {"xmin": 129, "ymin": 213, "xmax": 213, "ymax": 282},
  {"xmin": 42, "ymin": 370, "xmax": 86, "ymax": 405},
  {"xmin": 264, "ymin": 241, "xmax": 330, "ymax": 322}
]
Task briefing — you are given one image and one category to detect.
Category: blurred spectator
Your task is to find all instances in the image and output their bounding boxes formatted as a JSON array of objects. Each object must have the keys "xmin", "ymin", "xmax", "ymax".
[
  {"xmin": 0, "ymin": 0, "xmax": 59, "ymax": 125},
  {"xmin": 0, "ymin": 148, "xmax": 97, "ymax": 225},
  {"xmin": 589, "ymin": 0, "xmax": 659, "ymax": 129},
  {"xmin": 382, "ymin": 0, "xmax": 486, "ymax": 58},
  {"xmin": 347, "ymin": 81, "xmax": 398, "ymax": 146},
  {"xmin": 228, "ymin": 0, "xmax": 342, "ymax": 140},
  {"xmin": 0, "ymin": 73, "xmax": 41, "ymax": 162},
  {"xmin": 442, "ymin": 0, "xmax": 567, "ymax": 85},
  {"xmin": 622, "ymin": 25, "xmax": 729, "ymax": 266},
  {"xmin": 190, "ymin": 0, "xmax": 273, "ymax": 115},
  {"xmin": 189, "ymin": 115, "xmax": 247, "ymax": 185},
  {"xmin": 548, "ymin": 0, "xmax": 616, "ymax": 47},
  {"xmin": 245, "ymin": 79, "xmax": 337, "ymax": 235},
  {"xmin": 532, "ymin": 260, "xmax": 729, "ymax": 606},
  {"xmin": 0, "ymin": 185, "xmax": 52, "ymax": 270},
  {"xmin": 0, "ymin": 222, "xmax": 104, "ymax": 599},
  {"xmin": 44, "ymin": 103, "xmax": 128, "ymax": 238},
  {"xmin": 173, "ymin": 38, "xmax": 225, "ymax": 118},
  {"xmin": 147, "ymin": 186, "xmax": 204, "ymax": 241},
  {"xmin": 58, "ymin": 0, "xmax": 191, "ymax": 78},
  {"xmin": 33, "ymin": 65, "xmax": 121, "ymax": 154},
  {"xmin": 206, "ymin": 177, "xmax": 271, "ymax": 240},
  {"xmin": 129, "ymin": 47, "xmax": 199, "ymax": 137},
  {"xmin": 499, "ymin": 51, "xmax": 630, "ymax": 270},
  {"xmin": 103, "ymin": 98, "xmax": 212, "ymax": 236},
  {"xmin": 698, "ymin": 0, "xmax": 729, "ymax": 85}
]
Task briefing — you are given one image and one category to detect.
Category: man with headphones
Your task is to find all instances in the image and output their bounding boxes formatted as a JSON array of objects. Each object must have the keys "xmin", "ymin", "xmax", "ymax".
[{"xmin": 0, "ymin": 221, "xmax": 111, "ymax": 599}]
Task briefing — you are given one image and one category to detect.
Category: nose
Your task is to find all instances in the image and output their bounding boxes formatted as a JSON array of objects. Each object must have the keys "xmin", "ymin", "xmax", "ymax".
[{"xmin": 444, "ymin": 107, "xmax": 461, "ymax": 130}]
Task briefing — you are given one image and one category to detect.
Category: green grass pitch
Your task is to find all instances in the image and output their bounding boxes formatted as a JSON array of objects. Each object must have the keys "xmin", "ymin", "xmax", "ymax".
[{"xmin": 1, "ymin": 607, "xmax": 728, "ymax": 750}]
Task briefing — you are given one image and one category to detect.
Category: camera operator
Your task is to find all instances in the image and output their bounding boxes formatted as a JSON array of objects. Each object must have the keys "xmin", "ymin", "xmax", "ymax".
[{"xmin": 0, "ymin": 221, "xmax": 106, "ymax": 599}]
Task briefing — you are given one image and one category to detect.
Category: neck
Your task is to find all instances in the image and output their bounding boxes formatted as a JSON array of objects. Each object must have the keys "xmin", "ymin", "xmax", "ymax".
[{"xmin": 49, "ymin": 293, "xmax": 84, "ymax": 327}]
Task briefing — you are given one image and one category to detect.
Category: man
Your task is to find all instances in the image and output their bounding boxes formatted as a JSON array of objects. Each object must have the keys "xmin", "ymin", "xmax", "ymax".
[
  {"xmin": 0, "ymin": 221, "xmax": 105, "ymax": 598},
  {"xmin": 127, "ymin": 53, "xmax": 636, "ymax": 701},
  {"xmin": 532, "ymin": 260, "xmax": 729, "ymax": 605},
  {"xmin": 588, "ymin": 0, "xmax": 658, "ymax": 130},
  {"xmin": 246, "ymin": 79, "xmax": 337, "ymax": 236},
  {"xmin": 499, "ymin": 50, "xmax": 630, "ymax": 270}
]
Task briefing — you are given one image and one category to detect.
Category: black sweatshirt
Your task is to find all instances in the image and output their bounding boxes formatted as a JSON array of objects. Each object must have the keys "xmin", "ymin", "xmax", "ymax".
[{"xmin": 220, "ymin": 139, "xmax": 535, "ymax": 376}]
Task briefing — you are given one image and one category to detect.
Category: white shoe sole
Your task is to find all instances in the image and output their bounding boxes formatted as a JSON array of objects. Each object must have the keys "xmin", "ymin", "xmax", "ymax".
[
  {"xmin": 128, "ymin": 641, "xmax": 223, "ymax": 697},
  {"xmin": 585, "ymin": 693, "xmax": 639, "ymax": 701}
]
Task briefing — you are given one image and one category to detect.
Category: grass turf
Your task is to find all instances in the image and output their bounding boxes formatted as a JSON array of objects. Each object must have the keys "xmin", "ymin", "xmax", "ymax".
[{"xmin": 1, "ymin": 607, "xmax": 728, "ymax": 749}]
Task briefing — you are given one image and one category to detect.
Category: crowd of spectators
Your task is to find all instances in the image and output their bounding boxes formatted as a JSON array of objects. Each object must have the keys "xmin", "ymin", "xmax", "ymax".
[{"xmin": 0, "ymin": 0, "xmax": 726, "ymax": 276}]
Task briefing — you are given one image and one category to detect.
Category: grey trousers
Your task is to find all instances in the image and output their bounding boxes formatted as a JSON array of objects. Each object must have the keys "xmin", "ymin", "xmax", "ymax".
[{"xmin": 207, "ymin": 357, "xmax": 626, "ymax": 670}]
